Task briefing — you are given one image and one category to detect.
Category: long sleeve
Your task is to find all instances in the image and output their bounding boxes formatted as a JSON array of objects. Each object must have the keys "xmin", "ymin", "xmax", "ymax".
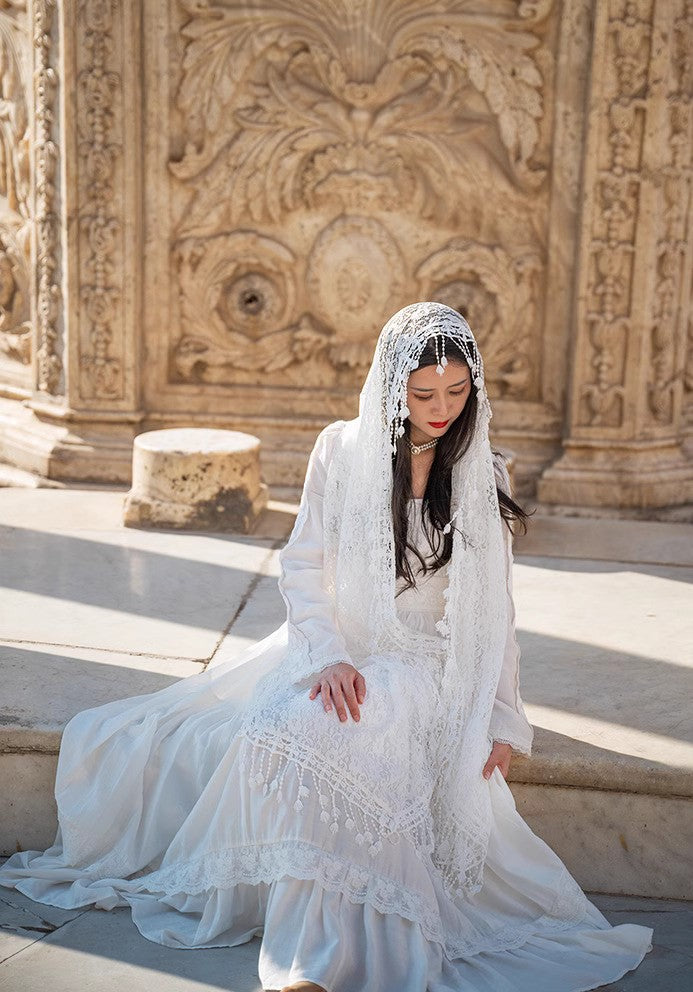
[
  {"xmin": 278, "ymin": 420, "xmax": 353, "ymax": 686},
  {"xmin": 488, "ymin": 454, "xmax": 534, "ymax": 756}
]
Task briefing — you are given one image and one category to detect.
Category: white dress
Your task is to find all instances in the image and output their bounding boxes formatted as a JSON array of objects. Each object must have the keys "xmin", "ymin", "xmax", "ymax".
[{"xmin": 0, "ymin": 453, "xmax": 653, "ymax": 991}]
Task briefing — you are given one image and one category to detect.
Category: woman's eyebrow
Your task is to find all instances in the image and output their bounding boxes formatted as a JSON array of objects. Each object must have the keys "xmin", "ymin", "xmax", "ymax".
[{"xmin": 412, "ymin": 377, "xmax": 469, "ymax": 392}]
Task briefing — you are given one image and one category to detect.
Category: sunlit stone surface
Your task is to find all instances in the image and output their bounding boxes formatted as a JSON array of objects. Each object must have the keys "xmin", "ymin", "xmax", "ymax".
[
  {"xmin": 0, "ymin": 1, "xmax": 689, "ymax": 510},
  {"xmin": 123, "ymin": 428, "xmax": 268, "ymax": 531}
]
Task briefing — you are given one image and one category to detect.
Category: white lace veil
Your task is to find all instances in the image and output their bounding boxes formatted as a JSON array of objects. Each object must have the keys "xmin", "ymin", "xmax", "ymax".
[{"xmin": 321, "ymin": 301, "xmax": 508, "ymax": 897}]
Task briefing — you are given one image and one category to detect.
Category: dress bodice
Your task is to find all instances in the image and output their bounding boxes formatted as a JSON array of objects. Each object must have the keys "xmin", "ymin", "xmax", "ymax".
[{"xmin": 394, "ymin": 499, "xmax": 449, "ymax": 628}]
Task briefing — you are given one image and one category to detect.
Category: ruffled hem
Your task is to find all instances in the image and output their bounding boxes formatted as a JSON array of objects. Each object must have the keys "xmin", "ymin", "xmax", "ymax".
[
  {"xmin": 0, "ymin": 766, "xmax": 645, "ymax": 969},
  {"xmin": 258, "ymin": 876, "xmax": 653, "ymax": 992},
  {"xmin": 2, "ymin": 858, "xmax": 651, "ymax": 992}
]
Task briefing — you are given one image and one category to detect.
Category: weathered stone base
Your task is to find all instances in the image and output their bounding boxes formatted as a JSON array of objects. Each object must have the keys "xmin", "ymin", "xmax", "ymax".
[
  {"xmin": 123, "ymin": 490, "xmax": 268, "ymax": 532},
  {"xmin": 0, "ymin": 752, "xmax": 58, "ymax": 857},
  {"xmin": 0, "ymin": 396, "xmax": 141, "ymax": 485},
  {"xmin": 123, "ymin": 428, "xmax": 268, "ymax": 532},
  {"xmin": 510, "ymin": 783, "xmax": 693, "ymax": 901},
  {"xmin": 538, "ymin": 440, "xmax": 693, "ymax": 509}
]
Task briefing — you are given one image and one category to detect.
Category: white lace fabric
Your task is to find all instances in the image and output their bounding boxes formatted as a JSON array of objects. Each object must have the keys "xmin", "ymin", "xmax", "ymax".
[
  {"xmin": 0, "ymin": 303, "xmax": 653, "ymax": 981},
  {"xmin": 239, "ymin": 302, "xmax": 534, "ymax": 909}
]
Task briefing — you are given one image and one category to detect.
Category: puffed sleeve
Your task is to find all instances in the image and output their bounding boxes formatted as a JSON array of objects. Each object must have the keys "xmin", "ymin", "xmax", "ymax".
[
  {"xmin": 278, "ymin": 420, "xmax": 354, "ymax": 686},
  {"xmin": 488, "ymin": 454, "xmax": 534, "ymax": 756}
]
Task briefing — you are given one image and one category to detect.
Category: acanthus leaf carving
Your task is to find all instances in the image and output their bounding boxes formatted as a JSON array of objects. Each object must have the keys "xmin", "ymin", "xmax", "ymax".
[
  {"xmin": 170, "ymin": 0, "xmax": 550, "ymax": 237},
  {"xmin": 172, "ymin": 231, "xmax": 338, "ymax": 380},
  {"xmin": 645, "ymin": 1, "xmax": 692, "ymax": 427},
  {"xmin": 33, "ymin": 0, "xmax": 62, "ymax": 394},
  {"xmin": 173, "ymin": 312, "xmax": 332, "ymax": 382},
  {"xmin": 77, "ymin": 0, "xmax": 123, "ymax": 401},
  {"xmin": 577, "ymin": 0, "xmax": 654, "ymax": 430},
  {"xmin": 0, "ymin": 225, "xmax": 30, "ymax": 364},
  {"xmin": 0, "ymin": 2, "xmax": 31, "ymax": 372},
  {"xmin": 417, "ymin": 239, "xmax": 541, "ymax": 400}
]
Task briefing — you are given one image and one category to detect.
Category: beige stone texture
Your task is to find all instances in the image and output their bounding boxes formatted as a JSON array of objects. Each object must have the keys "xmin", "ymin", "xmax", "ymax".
[
  {"xmin": 0, "ymin": 0, "xmax": 688, "ymax": 511},
  {"xmin": 0, "ymin": 752, "xmax": 58, "ymax": 856},
  {"xmin": 510, "ymin": 783, "xmax": 693, "ymax": 901},
  {"xmin": 123, "ymin": 427, "xmax": 268, "ymax": 531}
]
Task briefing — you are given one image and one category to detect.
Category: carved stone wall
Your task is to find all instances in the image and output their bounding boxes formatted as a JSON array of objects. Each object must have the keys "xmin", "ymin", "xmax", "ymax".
[
  {"xmin": 0, "ymin": 1, "xmax": 33, "ymax": 392},
  {"xmin": 142, "ymin": 0, "xmax": 581, "ymax": 489},
  {"xmin": 0, "ymin": 0, "xmax": 691, "ymax": 510},
  {"xmin": 538, "ymin": 0, "xmax": 693, "ymax": 508}
]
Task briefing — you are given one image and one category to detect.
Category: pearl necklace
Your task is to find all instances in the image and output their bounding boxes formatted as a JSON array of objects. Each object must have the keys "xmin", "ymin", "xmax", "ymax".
[{"xmin": 407, "ymin": 437, "xmax": 438, "ymax": 455}]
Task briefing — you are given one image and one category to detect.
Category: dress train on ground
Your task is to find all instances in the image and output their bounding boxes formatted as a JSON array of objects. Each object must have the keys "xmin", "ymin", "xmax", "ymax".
[{"xmin": 0, "ymin": 497, "xmax": 653, "ymax": 990}]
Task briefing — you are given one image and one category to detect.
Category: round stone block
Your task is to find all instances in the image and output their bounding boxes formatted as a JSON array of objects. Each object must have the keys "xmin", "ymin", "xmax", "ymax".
[{"xmin": 123, "ymin": 428, "xmax": 268, "ymax": 532}]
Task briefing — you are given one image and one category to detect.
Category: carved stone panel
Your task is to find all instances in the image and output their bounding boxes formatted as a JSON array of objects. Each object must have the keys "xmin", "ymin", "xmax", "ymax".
[
  {"xmin": 1, "ymin": 0, "xmax": 688, "ymax": 505},
  {"xmin": 63, "ymin": 0, "xmax": 141, "ymax": 410},
  {"xmin": 537, "ymin": 0, "xmax": 693, "ymax": 508},
  {"xmin": 0, "ymin": 1, "xmax": 33, "ymax": 390},
  {"xmin": 143, "ymin": 0, "xmax": 574, "ymax": 461}
]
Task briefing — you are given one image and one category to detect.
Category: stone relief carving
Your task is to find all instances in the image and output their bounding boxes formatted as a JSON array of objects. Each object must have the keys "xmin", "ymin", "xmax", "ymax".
[
  {"xmin": 646, "ymin": 1, "xmax": 692, "ymax": 426},
  {"xmin": 171, "ymin": 0, "xmax": 549, "ymax": 231},
  {"xmin": 0, "ymin": 16, "xmax": 29, "ymax": 218},
  {"xmin": 685, "ymin": 309, "xmax": 693, "ymax": 429},
  {"xmin": 173, "ymin": 230, "xmax": 333, "ymax": 381},
  {"xmin": 306, "ymin": 215, "xmax": 406, "ymax": 370},
  {"xmin": 76, "ymin": 0, "xmax": 123, "ymax": 400},
  {"xmin": 0, "ymin": 226, "xmax": 30, "ymax": 363},
  {"xmin": 0, "ymin": 2, "xmax": 32, "ymax": 373},
  {"xmin": 167, "ymin": 0, "xmax": 553, "ymax": 387},
  {"xmin": 417, "ymin": 239, "xmax": 541, "ymax": 400},
  {"xmin": 578, "ymin": 0, "xmax": 653, "ymax": 429},
  {"xmin": 33, "ymin": 0, "xmax": 62, "ymax": 394},
  {"xmin": 0, "ymin": 0, "xmax": 686, "ymax": 505}
]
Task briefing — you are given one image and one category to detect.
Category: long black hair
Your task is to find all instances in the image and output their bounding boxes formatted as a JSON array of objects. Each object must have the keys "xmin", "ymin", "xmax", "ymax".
[{"xmin": 392, "ymin": 336, "xmax": 530, "ymax": 592}]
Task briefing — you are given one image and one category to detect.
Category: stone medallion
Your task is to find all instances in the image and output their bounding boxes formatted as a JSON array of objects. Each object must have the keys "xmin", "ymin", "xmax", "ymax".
[{"xmin": 306, "ymin": 216, "xmax": 405, "ymax": 369}]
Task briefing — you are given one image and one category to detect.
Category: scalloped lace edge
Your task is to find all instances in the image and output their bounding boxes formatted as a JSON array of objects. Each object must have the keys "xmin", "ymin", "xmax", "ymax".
[{"xmin": 128, "ymin": 837, "xmax": 594, "ymax": 960}]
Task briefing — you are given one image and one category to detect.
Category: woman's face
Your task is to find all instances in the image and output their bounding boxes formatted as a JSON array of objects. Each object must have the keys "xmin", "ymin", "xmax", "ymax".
[{"xmin": 406, "ymin": 359, "xmax": 472, "ymax": 442}]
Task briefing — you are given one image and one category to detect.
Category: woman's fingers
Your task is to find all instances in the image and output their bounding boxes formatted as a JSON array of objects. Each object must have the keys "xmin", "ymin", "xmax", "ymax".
[
  {"xmin": 484, "ymin": 743, "xmax": 513, "ymax": 780},
  {"xmin": 343, "ymin": 681, "xmax": 361, "ymax": 722},
  {"xmin": 309, "ymin": 666, "xmax": 366, "ymax": 723},
  {"xmin": 330, "ymin": 682, "xmax": 348, "ymax": 722}
]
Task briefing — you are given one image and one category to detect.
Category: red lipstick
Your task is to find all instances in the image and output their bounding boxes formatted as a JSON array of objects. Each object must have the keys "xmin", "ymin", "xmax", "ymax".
[{"xmin": 428, "ymin": 420, "xmax": 449, "ymax": 428}]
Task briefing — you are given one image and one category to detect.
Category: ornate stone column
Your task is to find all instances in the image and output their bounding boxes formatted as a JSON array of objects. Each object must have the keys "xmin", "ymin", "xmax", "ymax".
[
  {"xmin": 0, "ymin": 1, "xmax": 34, "ymax": 399},
  {"xmin": 538, "ymin": 0, "xmax": 693, "ymax": 509},
  {"xmin": 0, "ymin": 0, "xmax": 142, "ymax": 483}
]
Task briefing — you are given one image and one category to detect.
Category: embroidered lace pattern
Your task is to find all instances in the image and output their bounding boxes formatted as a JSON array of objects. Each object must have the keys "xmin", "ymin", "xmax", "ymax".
[
  {"xmin": 56, "ymin": 297, "xmax": 590, "ymax": 957},
  {"xmin": 323, "ymin": 303, "xmax": 509, "ymax": 899},
  {"xmin": 237, "ymin": 303, "xmax": 540, "ymax": 915},
  {"xmin": 131, "ymin": 835, "xmax": 593, "ymax": 961}
]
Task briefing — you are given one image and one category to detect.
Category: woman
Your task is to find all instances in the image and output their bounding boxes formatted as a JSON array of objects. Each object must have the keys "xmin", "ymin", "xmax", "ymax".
[{"xmin": 0, "ymin": 302, "xmax": 652, "ymax": 991}]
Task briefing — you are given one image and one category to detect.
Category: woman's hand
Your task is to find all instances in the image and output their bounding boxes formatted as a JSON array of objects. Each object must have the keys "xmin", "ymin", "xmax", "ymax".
[
  {"xmin": 309, "ymin": 662, "xmax": 366, "ymax": 723},
  {"xmin": 482, "ymin": 741, "xmax": 512, "ymax": 780}
]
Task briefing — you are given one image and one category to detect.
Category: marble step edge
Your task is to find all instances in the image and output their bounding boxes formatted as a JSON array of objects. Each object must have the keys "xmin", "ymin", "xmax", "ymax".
[
  {"xmin": 507, "ymin": 726, "xmax": 692, "ymax": 800},
  {"xmin": 2, "ymin": 721, "xmax": 690, "ymax": 801}
]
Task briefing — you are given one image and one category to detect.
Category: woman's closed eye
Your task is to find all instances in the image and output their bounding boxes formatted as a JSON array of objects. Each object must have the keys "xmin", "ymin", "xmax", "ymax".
[{"xmin": 414, "ymin": 390, "xmax": 466, "ymax": 400}]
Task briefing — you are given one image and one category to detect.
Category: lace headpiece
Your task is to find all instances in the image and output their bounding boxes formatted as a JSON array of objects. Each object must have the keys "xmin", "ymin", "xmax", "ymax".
[{"xmin": 322, "ymin": 301, "xmax": 508, "ymax": 898}]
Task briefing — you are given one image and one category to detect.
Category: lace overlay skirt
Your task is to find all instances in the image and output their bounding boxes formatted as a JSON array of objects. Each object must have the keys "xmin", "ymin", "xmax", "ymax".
[{"xmin": 0, "ymin": 577, "xmax": 652, "ymax": 991}]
